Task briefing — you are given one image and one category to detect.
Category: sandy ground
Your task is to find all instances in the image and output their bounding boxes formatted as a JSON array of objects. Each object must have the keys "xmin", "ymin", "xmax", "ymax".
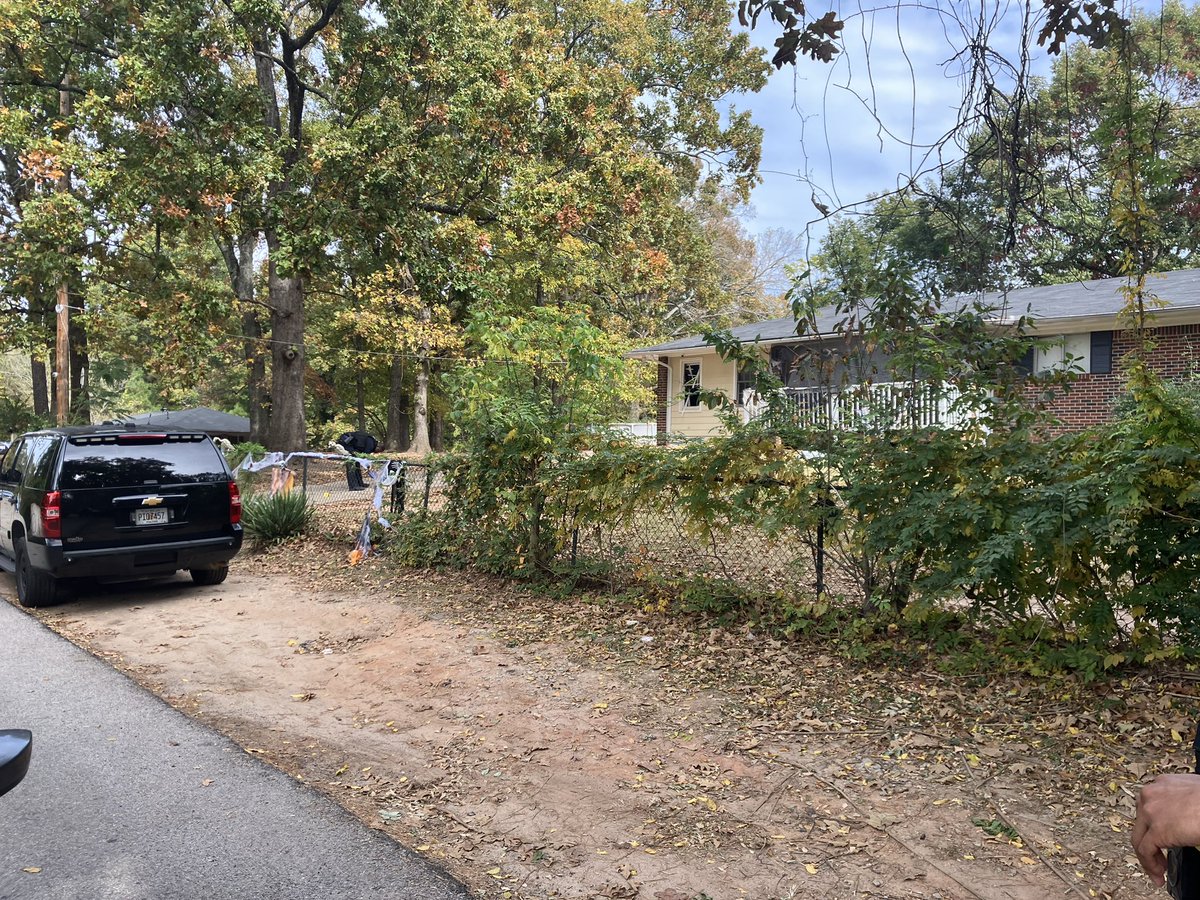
[{"xmin": 3, "ymin": 542, "xmax": 1182, "ymax": 900}]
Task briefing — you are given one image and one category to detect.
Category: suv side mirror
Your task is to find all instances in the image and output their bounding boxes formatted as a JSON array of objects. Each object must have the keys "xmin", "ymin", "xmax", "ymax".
[{"xmin": 0, "ymin": 730, "xmax": 32, "ymax": 797}]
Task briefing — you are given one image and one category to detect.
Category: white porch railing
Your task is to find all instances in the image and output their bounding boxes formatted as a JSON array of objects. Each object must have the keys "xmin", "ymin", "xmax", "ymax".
[{"xmin": 757, "ymin": 382, "xmax": 969, "ymax": 430}]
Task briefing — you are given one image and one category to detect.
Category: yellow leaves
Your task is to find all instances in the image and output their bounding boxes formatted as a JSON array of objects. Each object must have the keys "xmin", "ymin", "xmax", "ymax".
[
  {"xmin": 687, "ymin": 795, "xmax": 719, "ymax": 812},
  {"xmin": 804, "ymin": 862, "xmax": 819, "ymax": 875}
]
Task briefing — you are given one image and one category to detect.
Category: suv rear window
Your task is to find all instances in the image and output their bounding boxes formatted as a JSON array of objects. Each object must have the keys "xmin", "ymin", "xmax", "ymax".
[{"xmin": 59, "ymin": 436, "xmax": 228, "ymax": 489}]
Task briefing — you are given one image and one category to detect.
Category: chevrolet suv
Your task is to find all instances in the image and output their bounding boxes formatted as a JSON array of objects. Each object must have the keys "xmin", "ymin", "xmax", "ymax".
[{"xmin": 0, "ymin": 426, "xmax": 244, "ymax": 608}]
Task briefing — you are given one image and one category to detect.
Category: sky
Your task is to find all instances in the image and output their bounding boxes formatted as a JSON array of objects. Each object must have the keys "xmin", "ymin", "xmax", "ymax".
[{"xmin": 732, "ymin": 1, "xmax": 1059, "ymax": 253}]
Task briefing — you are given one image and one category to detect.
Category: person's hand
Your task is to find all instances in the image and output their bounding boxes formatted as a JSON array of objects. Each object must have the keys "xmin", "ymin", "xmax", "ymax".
[{"xmin": 1132, "ymin": 773, "xmax": 1200, "ymax": 885}]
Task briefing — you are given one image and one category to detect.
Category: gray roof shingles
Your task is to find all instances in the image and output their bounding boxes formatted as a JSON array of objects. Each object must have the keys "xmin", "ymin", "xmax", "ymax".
[
  {"xmin": 123, "ymin": 406, "xmax": 250, "ymax": 437},
  {"xmin": 632, "ymin": 268, "xmax": 1200, "ymax": 355}
]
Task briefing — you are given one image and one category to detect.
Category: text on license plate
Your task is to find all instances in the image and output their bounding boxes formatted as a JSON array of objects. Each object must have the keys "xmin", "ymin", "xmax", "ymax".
[{"xmin": 133, "ymin": 508, "xmax": 169, "ymax": 526}]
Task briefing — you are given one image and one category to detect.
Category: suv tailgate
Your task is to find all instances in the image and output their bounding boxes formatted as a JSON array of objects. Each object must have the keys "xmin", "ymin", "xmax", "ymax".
[{"xmin": 56, "ymin": 433, "xmax": 235, "ymax": 550}]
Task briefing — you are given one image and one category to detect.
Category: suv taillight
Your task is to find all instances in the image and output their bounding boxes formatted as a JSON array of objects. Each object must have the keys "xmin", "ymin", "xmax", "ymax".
[
  {"xmin": 229, "ymin": 482, "xmax": 242, "ymax": 526},
  {"xmin": 41, "ymin": 491, "xmax": 62, "ymax": 539}
]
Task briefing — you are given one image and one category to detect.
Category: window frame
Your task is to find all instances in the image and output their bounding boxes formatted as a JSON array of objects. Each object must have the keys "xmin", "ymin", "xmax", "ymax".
[
  {"xmin": 1090, "ymin": 330, "xmax": 1113, "ymax": 375},
  {"xmin": 681, "ymin": 360, "xmax": 703, "ymax": 410}
]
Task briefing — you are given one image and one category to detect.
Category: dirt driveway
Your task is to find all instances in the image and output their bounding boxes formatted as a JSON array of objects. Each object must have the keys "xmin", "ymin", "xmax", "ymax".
[{"xmin": 4, "ymin": 541, "xmax": 1185, "ymax": 899}]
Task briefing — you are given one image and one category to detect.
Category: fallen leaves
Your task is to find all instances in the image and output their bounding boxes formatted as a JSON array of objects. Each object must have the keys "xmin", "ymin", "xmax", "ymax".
[{"xmin": 42, "ymin": 538, "xmax": 1199, "ymax": 900}]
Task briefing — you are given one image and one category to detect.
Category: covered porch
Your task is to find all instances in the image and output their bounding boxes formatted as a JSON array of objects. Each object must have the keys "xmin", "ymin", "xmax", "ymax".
[{"xmin": 748, "ymin": 380, "xmax": 971, "ymax": 430}]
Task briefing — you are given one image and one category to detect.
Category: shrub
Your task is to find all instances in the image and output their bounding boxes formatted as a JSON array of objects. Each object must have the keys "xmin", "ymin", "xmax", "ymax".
[
  {"xmin": 242, "ymin": 490, "xmax": 314, "ymax": 545},
  {"xmin": 0, "ymin": 392, "xmax": 46, "ymax": 438},
  {"xmin": 227, "ymin": 441, "xmax": 266, "ymax": 468}
]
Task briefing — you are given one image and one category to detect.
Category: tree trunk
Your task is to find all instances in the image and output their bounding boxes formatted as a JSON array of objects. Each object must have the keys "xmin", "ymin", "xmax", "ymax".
[
  {"xmin": 385, "ymin": 356, "xmax": 410, "ymax": 451},
  {"xmin": 218, "ymin": 230, "xmax": 269, "ymax": 443},
  {"xmin": 410, "ymin": 358, "xmax": 432, "ymax": 456},
  {"xmin": 4, "ymin": 142, "xmax": 47, "ymax": 419},
  {"xmin": 354, "ymin": 335, "xmax": 366, "ymax": 432},
  {"xmin": 243, "ymin": 308, "xmax": 269, "ymax": 443},
  {"xmin": 249, "ymin": 6, "xmax": 342, "ymax": 451},
  {"xmin": 266, "ymin": 240, "xmax": 307, "ymax": 451},
  {"xmin": 30, "ymin": 354, "xmax": 47, "ymax": 418},
  {"xmin": 431, "ymin": 410, "xmax": 444, "ymax": 451},
  {"xmin": 409, "ymin": 303, "xmax": 433, "ymax": 455}
]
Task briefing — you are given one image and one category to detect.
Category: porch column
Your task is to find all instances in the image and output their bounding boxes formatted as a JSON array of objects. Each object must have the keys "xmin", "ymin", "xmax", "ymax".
[{"xmin": 655, "ymin": 356, "xmax": 669, "ymax": 445}]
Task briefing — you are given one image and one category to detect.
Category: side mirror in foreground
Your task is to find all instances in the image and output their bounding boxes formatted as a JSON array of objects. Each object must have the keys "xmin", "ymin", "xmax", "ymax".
[{"xmin": 0, "ymin": 729, "xmax": 32, "ymax": 798}]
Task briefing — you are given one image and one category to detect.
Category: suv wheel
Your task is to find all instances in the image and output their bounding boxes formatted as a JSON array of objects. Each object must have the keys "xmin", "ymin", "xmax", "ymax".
[
  {"xmin": 190, "ymin": 565, "xmax": 229, "ymax": 586},
  {"xmin": 15, "ymin": 539, "xmax": 59, "ymax": 608}
]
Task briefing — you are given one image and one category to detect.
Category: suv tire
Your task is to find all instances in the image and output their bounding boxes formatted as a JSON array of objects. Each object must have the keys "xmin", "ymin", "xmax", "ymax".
[
  {"xmin": 190, "ymin": 565, "xmax": 229, "ymax": 586},
  {"xmin": 15, "ymin": 538, "xmax": 59, "ymax": 608}
]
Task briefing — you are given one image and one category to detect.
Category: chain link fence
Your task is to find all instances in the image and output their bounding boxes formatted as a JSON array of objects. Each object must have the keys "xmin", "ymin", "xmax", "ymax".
[
  {"xmin": 245, "ymin": 452, "xmax": 842, "ymax": 600},
  {"xmin": 567, "ymin": 507, "xmax": 817, "ymax": 595},
  {"xmin": 238, "ymin": 456, "xmax": 447, "ymax": 538}
]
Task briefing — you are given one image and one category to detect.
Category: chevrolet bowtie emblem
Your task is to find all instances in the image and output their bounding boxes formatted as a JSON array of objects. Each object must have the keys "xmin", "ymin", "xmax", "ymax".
[{"xmin": 142, "ymin": 496, "xmax": 164, "ymax": 507}]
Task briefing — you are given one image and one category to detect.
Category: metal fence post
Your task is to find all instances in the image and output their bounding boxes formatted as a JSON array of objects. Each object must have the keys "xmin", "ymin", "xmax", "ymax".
[
  {"xmin": 391, "ymin": 463, "xmax": 405, "ymax": 516},
  {"xmin": 816, "ymin": 512, "xmax": 825, "ymax": 598},
  {"xmin": 423, "ymin": 466, "xmax": 432, "ymax": 510},
  {"xmin": 302, "ymin": 456, "xmax": 309, "ymax": 494}
]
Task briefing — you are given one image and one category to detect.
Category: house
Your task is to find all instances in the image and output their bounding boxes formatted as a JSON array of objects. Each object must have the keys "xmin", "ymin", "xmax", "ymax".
[
  {"xmin": 122, "ymin": 406, "xmax": 251, "ymax": 442},
  {"xmin": 629, "ymin": 269, "xmax": 1200, "ymax": 439}
]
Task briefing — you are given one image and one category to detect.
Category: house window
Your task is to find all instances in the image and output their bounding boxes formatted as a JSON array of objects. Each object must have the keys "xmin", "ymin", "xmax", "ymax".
[
  {"xmin": 736, "ymin": 366, "xmax": 755, "ymax": 406},
  {"xmin": 682, "ymin": 362, "xmax": 702, "ymax": 409},
  {"xmin": 1036, "ymin": 341, "xmax": 1066, "ymax": 373},
  {"xmin": 1090, "ymin": 331, "xmax": 1113, "ymax": 374},
  {"xmin": 1015, "ymin": 346, "xmax": 1034, "ymax": 377}
]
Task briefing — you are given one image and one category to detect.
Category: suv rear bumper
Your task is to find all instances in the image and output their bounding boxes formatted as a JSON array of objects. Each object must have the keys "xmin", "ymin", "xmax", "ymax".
[{"xmin": 29, "ymin": 532, "xmax": 243, "ymax": 580}]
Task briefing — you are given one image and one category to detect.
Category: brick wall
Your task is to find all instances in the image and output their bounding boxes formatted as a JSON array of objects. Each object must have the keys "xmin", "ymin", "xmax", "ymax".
[
  {"xmin": 655, "ymin": 356, "xmax": 669, "ymax": 445},
  {"xmin": 1035, "ymin": 324, "xmax": 1200, "ymax": 431}
]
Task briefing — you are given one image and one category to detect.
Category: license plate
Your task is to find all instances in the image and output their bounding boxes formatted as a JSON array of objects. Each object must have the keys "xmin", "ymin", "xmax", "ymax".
[{"xmin": 134, "ymin": 508, "xmax": 169, "ymax": 526}]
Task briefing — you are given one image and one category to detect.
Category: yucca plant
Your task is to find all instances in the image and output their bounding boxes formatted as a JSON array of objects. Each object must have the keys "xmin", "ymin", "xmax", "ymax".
[{"xmin": 242, "ymin": 490, "xmax": 314, "ymax": 545}]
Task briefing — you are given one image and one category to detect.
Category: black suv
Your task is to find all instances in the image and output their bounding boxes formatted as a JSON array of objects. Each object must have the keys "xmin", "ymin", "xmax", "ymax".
[{"xmin": 0, "ymin": 426, "xmax": 244, "ymax": 608}]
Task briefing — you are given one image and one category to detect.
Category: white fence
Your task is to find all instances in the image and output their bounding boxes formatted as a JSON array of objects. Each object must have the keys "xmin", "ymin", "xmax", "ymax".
[
  {"xmin": 608, "ymin": 421, "xmax": 658, "ymax": 442},
  {"xmin": 763, "ymin": 381, "xmax": 969, "ymax": 430}
]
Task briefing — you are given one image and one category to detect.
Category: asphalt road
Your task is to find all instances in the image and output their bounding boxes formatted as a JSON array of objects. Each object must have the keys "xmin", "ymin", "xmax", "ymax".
[{"xmin": 0, "ymin": 595, "xmax": 469, "ymax": 900}]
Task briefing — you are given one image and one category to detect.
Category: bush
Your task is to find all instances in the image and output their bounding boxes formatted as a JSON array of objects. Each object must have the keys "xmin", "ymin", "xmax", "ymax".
[
  {"xmin": 242, "ymin": 490, "xmax": 314, "ymax": 545},
  {"xmin": 226, "ymin": 441, "xmax": 266, "ymax": 469},
  {"xmin": 0, "ymin": 392, "xmax": 46, "ymax": 438}
]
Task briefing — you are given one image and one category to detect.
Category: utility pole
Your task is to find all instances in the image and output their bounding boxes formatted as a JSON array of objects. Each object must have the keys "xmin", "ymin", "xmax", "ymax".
[
  {"xmin": 54, "ymin": 76, "xmax": 72, "ymax": 425},
  {"xmin": 55, "ymin": 287, "xmax": 69, "ymax": 425}
]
